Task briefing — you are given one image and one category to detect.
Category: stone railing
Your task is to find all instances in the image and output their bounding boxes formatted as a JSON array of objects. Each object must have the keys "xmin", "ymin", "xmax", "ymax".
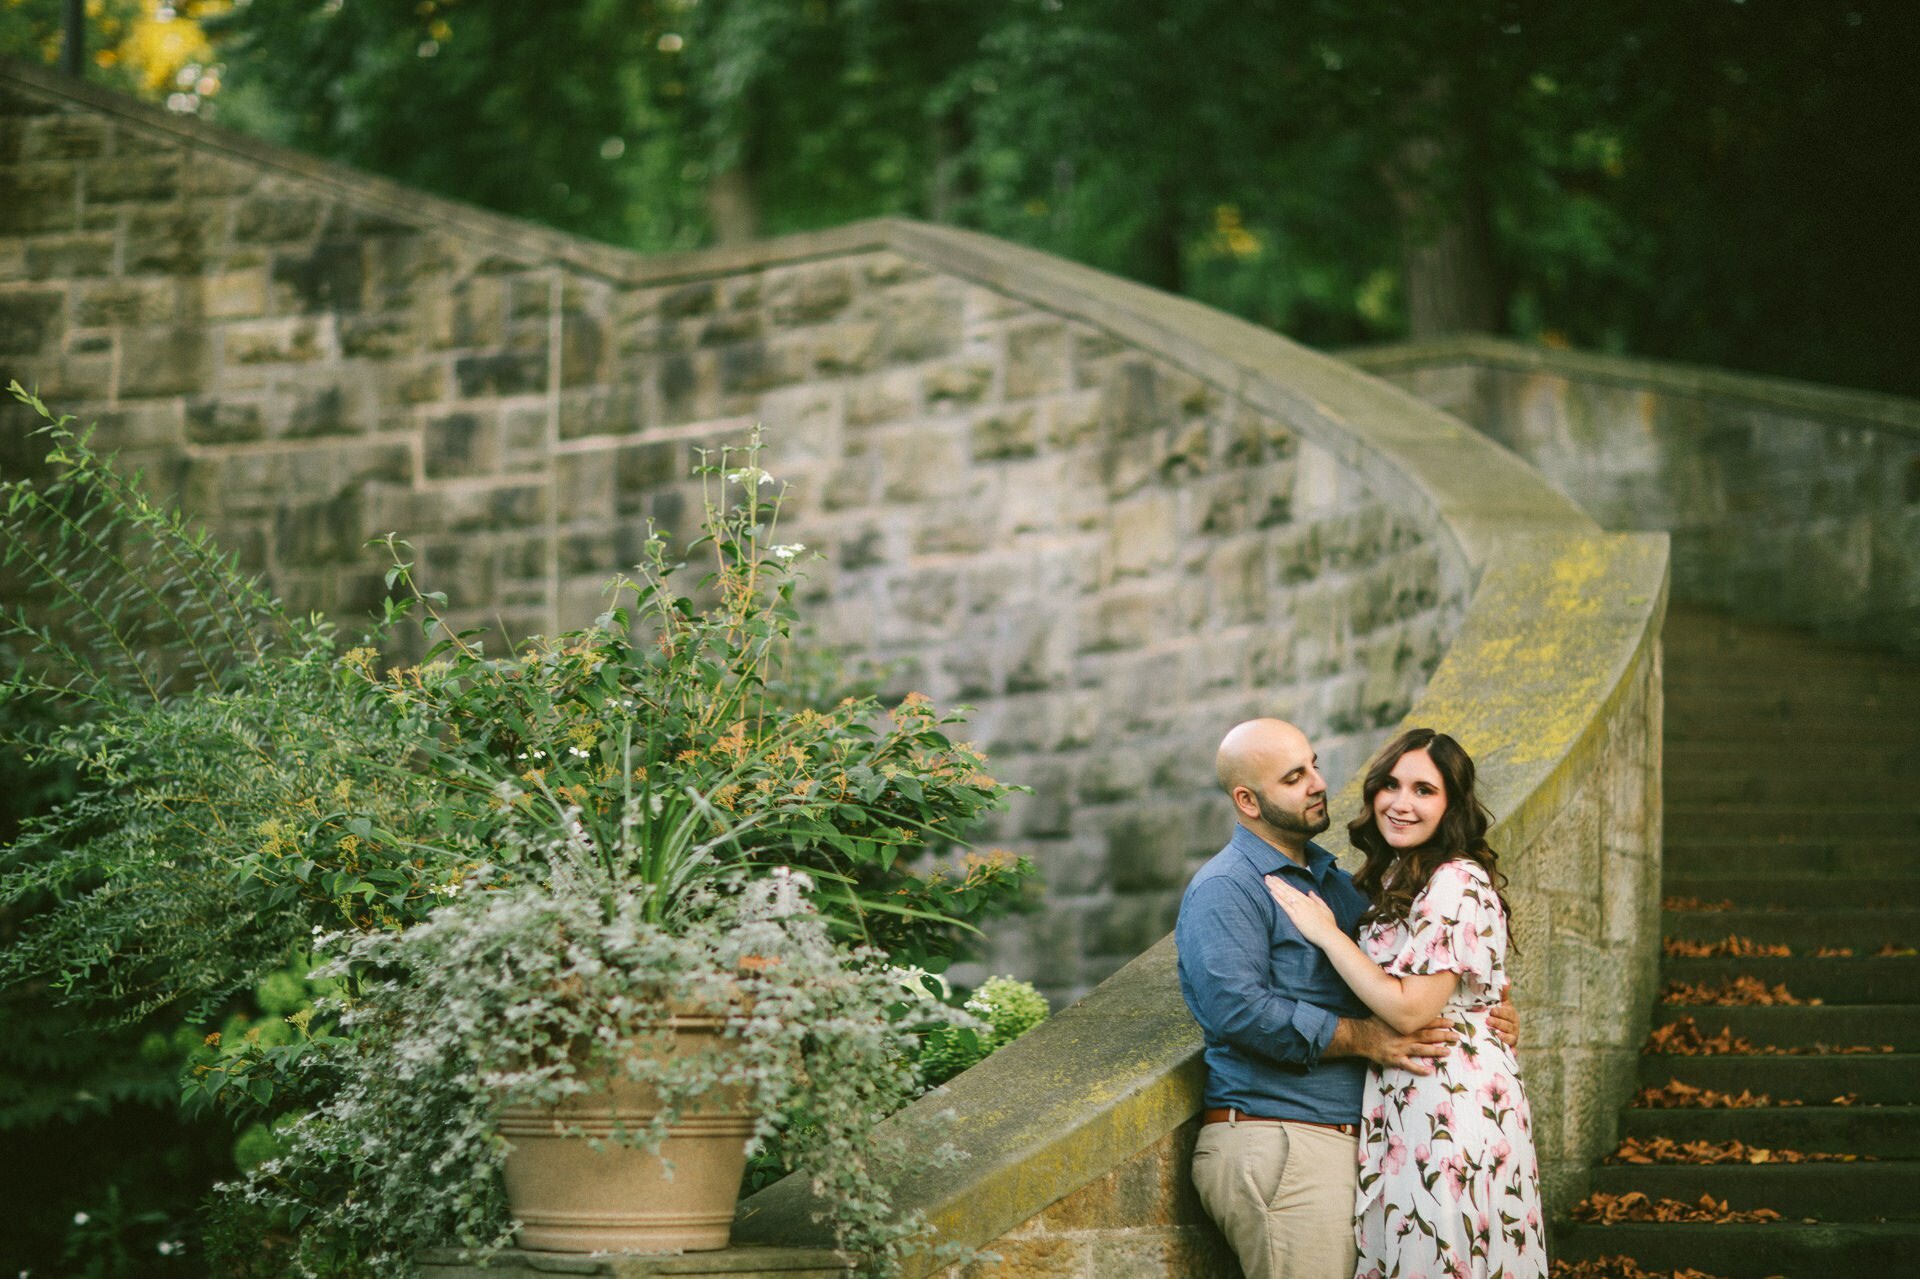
[
  {"xmin": 1348, "ymin": 336, "xmax": 1920, "ymax": 656},
  {"xmin": 1, "ymin": 60, "xmax": 1668, "ymax": 1277}
]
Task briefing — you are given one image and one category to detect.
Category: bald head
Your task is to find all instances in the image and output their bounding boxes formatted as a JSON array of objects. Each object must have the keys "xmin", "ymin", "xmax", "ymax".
[
  {"xmin": 1216, "ymin": 718, "xmax": 1312, "ymax": 794},
  {"xmin": 1216, "ymin": 718, "xmax": 1329, "ymax": 854}
]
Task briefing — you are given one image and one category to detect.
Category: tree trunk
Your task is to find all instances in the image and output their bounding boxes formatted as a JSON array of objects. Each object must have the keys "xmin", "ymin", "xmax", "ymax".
[
  {"xmin": 706, "ymin": 168, "xmax": 759, "ymax": 245},
  {"xmin": 1385, "ymin": 125, "xmax": 1503, "ymax": 337}
]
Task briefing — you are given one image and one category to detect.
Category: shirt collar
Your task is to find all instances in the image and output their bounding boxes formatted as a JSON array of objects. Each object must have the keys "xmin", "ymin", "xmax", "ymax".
[{"xmin": 1229, "ymin": 823, "xmax": 1335, "ymax": 885}]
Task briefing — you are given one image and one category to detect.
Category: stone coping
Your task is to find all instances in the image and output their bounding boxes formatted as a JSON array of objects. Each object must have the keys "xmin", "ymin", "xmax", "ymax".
[
  {"xmin": 3, "ymin": 58, "xmax": 1671, "ymax": 1275},
  {"xmin": 1342, "ymin": 335, "xmax": 1920, "ymax": 440}
]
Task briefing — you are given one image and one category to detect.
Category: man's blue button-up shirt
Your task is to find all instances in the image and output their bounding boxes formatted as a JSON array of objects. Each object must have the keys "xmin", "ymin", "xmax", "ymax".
[{"xmin": 1175, "ymin": 825, "xmax": 1374, "ymax": 1123}]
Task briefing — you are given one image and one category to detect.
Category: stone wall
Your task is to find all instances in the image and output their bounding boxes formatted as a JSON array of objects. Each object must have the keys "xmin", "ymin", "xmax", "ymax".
[
  {"xmin": 1349, "ymin": 337, "xmax": 1920, "ymax": 656},
  {"xmin": 0, "ymin": 61, "xmax": 1458, "ymax": 1006},
  {"xmin": 4, "ymin": 62, "xmax": 1670, "ymax": 1277}
]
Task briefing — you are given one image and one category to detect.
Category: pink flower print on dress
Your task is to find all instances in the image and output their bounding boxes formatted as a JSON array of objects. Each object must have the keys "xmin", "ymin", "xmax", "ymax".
[
  {"xmin": 1434, "ymin": 1098, "xmax": 1454, "ymax": 1127},
  {"xmin": 1445, "ymin": 1257, "xmax": 1473, "ymax": 1279},
  {"xmin": 1381, "ymin": 1134, "xmax": 1409, "ymax": 1175},
  {"xmin": 1479, "ymin": 1074, "xmax": 1512, "ymax": 1108},
  {"xmin": 1492, "ymin": 1137, "xmax": 1512, "ymax": 1173},
  {"xmin": 1439, "ymin": 1154, "xmax": 1468, "ymax": 1200},
  {"xmin": 1415, "ymin": 1142, "xmax": 1433, "ymax": 1167}
]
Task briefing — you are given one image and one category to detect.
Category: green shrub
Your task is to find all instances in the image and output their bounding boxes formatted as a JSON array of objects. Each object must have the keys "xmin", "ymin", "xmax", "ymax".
[{"xmin": 918, "ymin": 975, "xmax": 1051, "ymax": 1086}]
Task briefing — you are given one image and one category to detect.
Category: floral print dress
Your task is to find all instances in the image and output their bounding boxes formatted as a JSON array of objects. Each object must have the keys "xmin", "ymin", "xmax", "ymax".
[{"xmin": 1354, "ymin": 859, "xmax": 1547, "ymax": 1279}]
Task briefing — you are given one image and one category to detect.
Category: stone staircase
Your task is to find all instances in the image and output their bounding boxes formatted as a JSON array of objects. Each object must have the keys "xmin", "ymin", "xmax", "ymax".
[{"xmin": 1553, "ymin": 607, "xmax": 1920, "ymax": 1276}]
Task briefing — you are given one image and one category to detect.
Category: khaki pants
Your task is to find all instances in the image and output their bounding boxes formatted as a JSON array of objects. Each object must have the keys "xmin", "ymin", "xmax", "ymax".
[{"xmin": 1190, "ymin": 1118, "xmax": 1359, "ymax": 1279}]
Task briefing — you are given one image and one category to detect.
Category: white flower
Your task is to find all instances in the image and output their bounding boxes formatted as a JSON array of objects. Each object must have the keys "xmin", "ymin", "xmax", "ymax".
[
  {"xmin": 726, "ymin": 466, "xmax": 775, "ymax": 488},
  {"xmin": 72, "ymin": 1212, "xmax": 88, "ymax": 1226},
  {"xmin": 770, "ymin": 543, "xmax": 806, "ymax": 562},
  {"xmin": 568, "ymin": 746, "xmax": 590, "ymax": 759},
  {"xmin": 157, "ymin": 1241, "xmax": 180, "ymax": 1256}
]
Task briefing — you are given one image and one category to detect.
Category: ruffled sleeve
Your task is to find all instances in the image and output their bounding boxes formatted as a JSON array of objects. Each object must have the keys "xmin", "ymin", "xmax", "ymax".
[{"xmin": 1378, "ymin": 860, "xmax": 1505, "ymax": 1002}]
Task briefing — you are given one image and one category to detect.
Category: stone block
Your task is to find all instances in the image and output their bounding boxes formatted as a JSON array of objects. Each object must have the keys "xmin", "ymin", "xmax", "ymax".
[
  {"xmin": 339, "ymin": 313, "xmax": 418, "ymax": 358},
  {"xmin": 455, "ymin": 350, "xmax": 548, "ymax": 398},
  {"xmin": 200, "ymin": 267, "xmax": 270, "ymax": 321},
  {"xmin": 0, "ymin": 164, "xmax": 77, "ymax": 234},
  {"xmin": 83, "ymin": 155, "xmax": 181, "ymax": 203},
  {"xmin": 846, "ymin": 368, "xmax": 920, "ymax": 427},
  {"xmin": 235, "ymin": 190, "xmax": 324, "ymax": 243},
  {"xmin": 224, "ymin": 318, "xmax": 326, "ymax": 366},
  {"xmin": 810, "ymin": 321, "xmax": 881, "ymax": 376},
  {"xmin": 0, "ymin": 289, "xmax": 64, "ymax": 356},
  {"xmin": 22, "ymin": 115, "xmax": 107, "ymax": 160},
  {"xmin": 971, "ymin": 406, "xmax": 1038, "ymax": 461},
  {"xmin": 424, "ymin": 412, "xmax": 497, "ymax": 479},
  {"xmin": 118, "ymin": 326, "xmax": 211, "ymax": 397},
  {"xmin": 283, "ymin": 382, "xmax": 363, "ymax": 439},
  {"xmin": 1106, "ymin": 808, "xmax": 1208, "ymax": 894},
  {"xmin": 559, "ymin": 310, "xmax": 605, "ymax": 386},
  {"xmin": 656, "ymin": 351, "xmax": 716, "ymax": 424},
  {"xmin": 85, "ymin": 400, "xmax": 184, "ymax": 451},
  {"xmin": 951, "ymin": 1233, "xmax": 1084, "ymax": 1279},
  {"xmin": 186, "ymin": 396, "xmax": 266, "ymax": 445},
  {"xmin": 879, "ymin": 426, "xmax": 969, "ymax": 504},
  {"xmin": 877, "ymin": 285, "xmax": 964, "ymax": 363},
  {"xmin": 923, "ymin": 361, "xmax": 992, "ymax": 408},
  {"xmin": 25, "ymin": 232, "xmax": 113, "ymax": 279},
  {"xmin": 373, "ymin": 358, "xmax": 448, "ymax": 407},
  {"xmin": 768, "ymin": 265, "xmax": 853, "ymax": 325},
  {"xmin": 272, "ymin": 241, "xmax": 366, "ymax": 314},
  {"xmin": 1107, "ymin": 493, "xmax": 1177, "ymax": 579},
  {"xmin": 1005, "ymin": 322, "xmax": 1067, "ymax": 400},
  {"xmin": 719, "ymin": 337, "xmax": 808, "ymax": 396},
  {"xmin": 556, "ymin": 450, "xmax": 617, "ymax": 522},
  {"xmin": 274, "ymin": 490, "xmax": 366, "ymax": 567},
  {"xmin": 122, "ymin": 208, "xmax": 206, "ymax": 274}
]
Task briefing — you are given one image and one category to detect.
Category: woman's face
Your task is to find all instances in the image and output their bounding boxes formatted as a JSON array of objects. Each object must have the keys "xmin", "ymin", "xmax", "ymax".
[{"xmin": 1373, "ymin": 747, "xmax": 1448, "ymax": 850}]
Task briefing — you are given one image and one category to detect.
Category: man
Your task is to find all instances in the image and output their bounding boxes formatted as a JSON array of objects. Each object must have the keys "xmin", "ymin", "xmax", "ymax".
[{"xmin": 1175, "ymin": 718, "xmax": 1518, "ymax": 1279}]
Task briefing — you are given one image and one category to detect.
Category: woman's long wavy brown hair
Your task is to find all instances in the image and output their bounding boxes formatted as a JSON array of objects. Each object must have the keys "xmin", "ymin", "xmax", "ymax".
[{"xmin": 1349, "ymin": 728, "xmax": 1513, "ymax": 934}]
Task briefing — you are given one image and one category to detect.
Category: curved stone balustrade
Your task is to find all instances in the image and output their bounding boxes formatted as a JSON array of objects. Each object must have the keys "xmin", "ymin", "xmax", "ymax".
[{"xmin": 0, "ymin": 58, "xmax": 1668, "ymax": 1275}]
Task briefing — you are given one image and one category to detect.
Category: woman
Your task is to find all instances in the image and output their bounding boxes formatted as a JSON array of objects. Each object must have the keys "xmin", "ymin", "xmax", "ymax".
[{"xmin": 1264, "ymin": 728, "xmax": 1546, "ymax": 1279}]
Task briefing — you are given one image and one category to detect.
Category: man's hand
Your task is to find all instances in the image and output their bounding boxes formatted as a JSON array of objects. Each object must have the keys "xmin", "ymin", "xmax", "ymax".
[
  {"xmin": 1489, "ymin": 981, "xmax": 1520, "ymax": 1051},
  {"xmin": 1329, "ymin": 1015, "xmax": 1456, "ymax": 1075}
]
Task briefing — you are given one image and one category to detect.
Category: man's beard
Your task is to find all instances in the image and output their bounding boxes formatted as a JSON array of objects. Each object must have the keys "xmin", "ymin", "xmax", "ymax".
[{"xmin": 1258, "ymin": 792, "xmax": 1329, "ymax": 837}]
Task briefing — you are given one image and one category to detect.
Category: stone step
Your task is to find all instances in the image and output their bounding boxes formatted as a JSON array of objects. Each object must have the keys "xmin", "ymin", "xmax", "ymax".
[
  {"xmin": 1652, "ymin": 1004, "xmax": 1920, "ymax": 1052},
  {"xmin": 1665, "ymin": 876, "xmax": 1920, "ymax": 909},
  {"xmin": 1665, "ymin": 743, "xmax": 1920, "ymax": 776},
  {"xmin": 1586, "ymin": 1160, "xmax": 1920, "ymax": 1221},
  {"xmin": 1550, "ymin": 1220, "xmax": 1920, "ymax": 1277},
  {"xmin": 1618, "ymin": 1105, "xmax": 1920, "ymax": 1157},
  {"xmin": 1663, "ymin": 907, "xmax": 1920, "ymax": 949},
  {"xmin": 1661, "ymin": 843, "xmax": 1920, "ymax": 879},
  {"xmin": 1667, "ymin": 670, "xmax": 1920, "ymax": 699},
  {"xmin": 1639, "ymin": 1053, "xmax": 1920, "ymax": 1104},
  {"xmin": 1666, "ymin": 805, "xmax": 1920, "ymax": 840},
  {"xmin": 1659, "ymin": 956, "xmax": 1919, "ymax": 1003},
  {"xmin": 1679, "ymin": 770, "xmax": 1915, "ymax": 804},
  {"xmin": 1664, "ymin": 716, "xmax": 1916, "ymax": 744}
]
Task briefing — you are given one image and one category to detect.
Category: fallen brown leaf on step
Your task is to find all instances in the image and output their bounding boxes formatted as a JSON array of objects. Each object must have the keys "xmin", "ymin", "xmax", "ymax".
[
  {"xmin": 1663, "ymin": 936, "xmax": 1792, "ymax": 958},
  {"xmin": 1642, "ymin": 1016, "xmax": 1892, "ymax": 1056},
  {"xmin": 1572, "ymin": 1191, "xmax": 1783, "ymax": 1225},
  {"xmin": 1630, "ymin": 1078, "xmax": 1802, "ymax": 1109},
  {"xmin": 1606, "ymin": 1136, "xmax": 1873, "ymax": 1165},
  {"xmin": 1662, "ymin": 976, "xmax": 1813, "ymax": 1006},
  {"xmin": 1811, "ymin": 946, "xmax": 1854, "ymax": 957},
  {"xmin": 1662, "ymin": 896, "xmax": 1734, "ymax": 912},
  {"xmin": 1548, "ymin": 1256, "xmax": 1734, "ymax": 1279},
  {"xmin": 1873, "ymin": 943, "xmax": 1918, "ymax": 957},
  {"xmin": 1829, "ymin": 1093, "xmax": 1861, "ymax": 1106}
]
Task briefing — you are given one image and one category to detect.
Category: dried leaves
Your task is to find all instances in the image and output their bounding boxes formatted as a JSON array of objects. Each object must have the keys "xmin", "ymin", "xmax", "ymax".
[
  {"xmin": 1549, "ymin": 1257, "xmax": 1738, "ymax": 1279},
  {"xmin": 1631, "ymin": 1079, "xmax": 1797, "ymax": 1109},
  {"xmin": 1663, "ymin": 897, "xmax": 1734, "ymax": 912},
  {"xmin": 1607, "ymin": 1136, "xmax": 1874, "ymax": 1165},
  {"xmin": 1572, "ymin": 1191, "xmax": 1782, "ymax": 1225},
  {"xmin": 1663, "ymin": 936, "xmax": 1790, "ymax": 958},
  {"xmin": 1643, "ymin": 1016, "xmax": 1893, "ymax": 1057},
  {"xmin": 1660, "ymin": 936, "xmax": 1918, "ymax": 959},
  {"xmin": 1661, "ymin": 976, "xmax": 1813, "ymax": 1006},
  {"xmin": 1631, "ymin": 1078, "xmax": 1862, "ymax": 1108}
]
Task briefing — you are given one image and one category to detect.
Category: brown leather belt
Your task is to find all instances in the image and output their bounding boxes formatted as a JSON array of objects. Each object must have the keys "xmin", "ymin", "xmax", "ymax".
[{"xmin": 1200, "ymin": 1107, "xmax": 1357, "ymax": 1136}]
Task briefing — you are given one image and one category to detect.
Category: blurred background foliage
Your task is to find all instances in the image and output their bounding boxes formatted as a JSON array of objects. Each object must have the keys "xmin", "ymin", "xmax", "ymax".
[{"xmin": 3, "ymin": 0, "xmax": 1916, "ymax": 394}]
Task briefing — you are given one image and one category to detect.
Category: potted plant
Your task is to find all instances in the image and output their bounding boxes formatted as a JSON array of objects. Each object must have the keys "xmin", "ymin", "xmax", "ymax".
[{"xmin": 0, "ymin": 388, "xmax": 1032, "ymax": 1279}]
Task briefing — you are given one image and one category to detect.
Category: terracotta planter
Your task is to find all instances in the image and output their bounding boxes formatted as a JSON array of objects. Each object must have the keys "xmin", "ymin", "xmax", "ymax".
[{"xmin": 496, "ymin": 1013, "xmax": 753, "ymax": 1253}]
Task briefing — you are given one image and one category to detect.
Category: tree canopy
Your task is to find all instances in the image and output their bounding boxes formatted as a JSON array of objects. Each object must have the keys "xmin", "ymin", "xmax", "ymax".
[{"xmin": 7, "ymin": 0, "xmax": 1916, "ymax": 393}]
